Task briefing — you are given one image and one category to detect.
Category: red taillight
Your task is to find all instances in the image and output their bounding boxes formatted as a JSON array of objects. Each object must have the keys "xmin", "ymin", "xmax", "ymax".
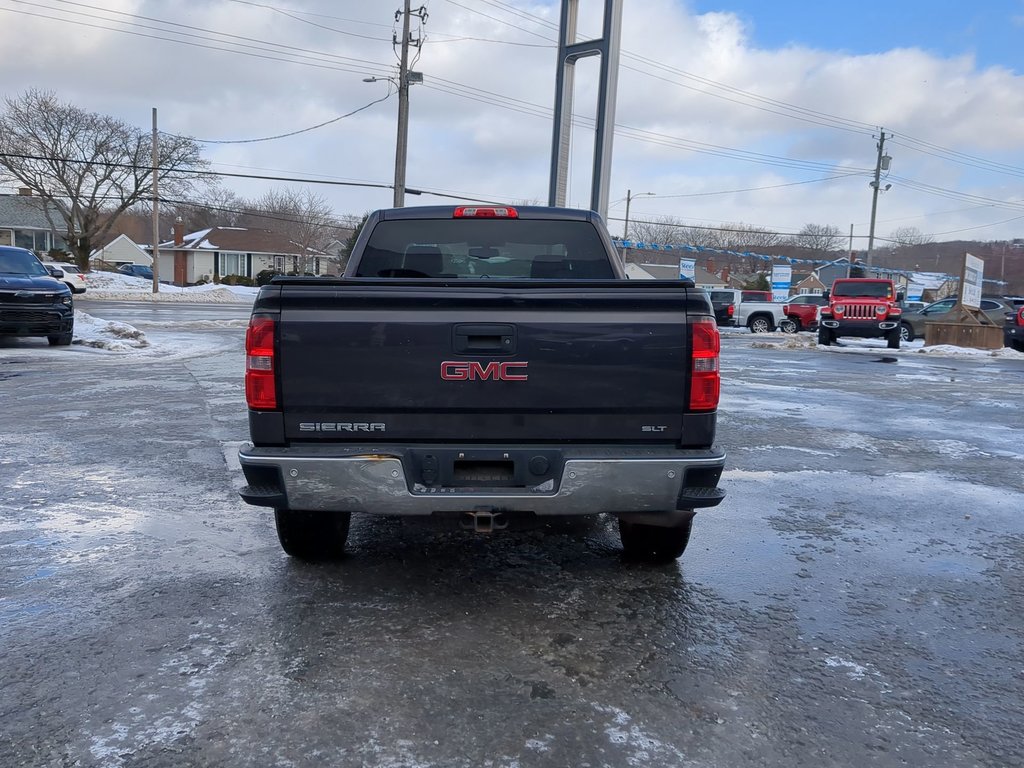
[
  {"xmin": 245, "ymin": 315, "xmax": 277, "ymax": 410},
  {"xmin": 1017, "ymin": 307, "xmax": 1024, "ymax": 326},
  {"xmin": 453, "ymin": 206, "xmax": 518, "ymax": 218},
  {"xmin": 690, "ymin": 318, "xmax": 720, "ymax": 411},
  {"xmin": 727, "ymin": 303, "xmax": 734, "ymax": 317}
]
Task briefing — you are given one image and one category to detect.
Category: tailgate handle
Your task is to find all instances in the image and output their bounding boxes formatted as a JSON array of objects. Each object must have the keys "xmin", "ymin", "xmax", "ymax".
[{"xmin": 453, "ymin": 324, "xmax": 516, "ymax": 354}]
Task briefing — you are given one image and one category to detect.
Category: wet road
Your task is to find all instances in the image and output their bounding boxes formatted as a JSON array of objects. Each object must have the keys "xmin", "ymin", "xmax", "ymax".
[{"xmin": 1, "ymin": 308, "xmax": 1023, "ymax": 767}]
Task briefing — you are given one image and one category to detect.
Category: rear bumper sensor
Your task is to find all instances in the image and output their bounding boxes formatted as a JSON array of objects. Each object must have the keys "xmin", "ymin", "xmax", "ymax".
[{"xmin": 238, "ymin": 445, "xmax": 726, "ymax": 516}]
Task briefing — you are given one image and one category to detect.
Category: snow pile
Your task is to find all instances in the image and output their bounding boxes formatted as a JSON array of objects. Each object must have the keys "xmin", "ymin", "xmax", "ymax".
[
  {"xmin": 915, "ymin": 344, "xmax": 1024, "ymax": 359},
  {"xmin": 71, "ymin": 310, "xmax": 150, "ymax": 351},
  {"xmin": 81, "ymin": 270, "xmax": 258, "ymax": 303},
  {"xmin": 751, "ymin": 334, "xmax": 818, "ymax": 350}
]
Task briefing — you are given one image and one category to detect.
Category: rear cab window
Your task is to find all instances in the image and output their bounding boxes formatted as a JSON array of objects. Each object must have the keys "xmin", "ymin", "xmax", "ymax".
[{"xmin": 355, "ymin": 219, "xmax": 615, "ymax": 279}]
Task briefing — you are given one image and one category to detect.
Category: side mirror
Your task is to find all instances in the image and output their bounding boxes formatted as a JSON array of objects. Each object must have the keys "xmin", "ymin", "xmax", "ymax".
[
  {"xmin": 896, "ymin": 291, "xmax": 905, "ymax": 302},
  {"xmin": 822, "ymin": 289, "xmax": 830, "ymax": 301},
  {"xmin": 46, "ymin": 266, "xmax": 64, "ymax": 278}
]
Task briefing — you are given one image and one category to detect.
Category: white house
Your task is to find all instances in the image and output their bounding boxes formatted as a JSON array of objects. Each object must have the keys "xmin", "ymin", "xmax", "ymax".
[{"xmin": 91, "ymin": 233, "xmax": 153, "ymax": 267}]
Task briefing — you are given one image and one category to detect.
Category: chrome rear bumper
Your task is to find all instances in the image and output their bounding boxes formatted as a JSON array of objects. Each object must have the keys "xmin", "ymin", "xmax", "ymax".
[{"xmin": 238, "ymin": 445, "xmax": 726, "ymax": 516}]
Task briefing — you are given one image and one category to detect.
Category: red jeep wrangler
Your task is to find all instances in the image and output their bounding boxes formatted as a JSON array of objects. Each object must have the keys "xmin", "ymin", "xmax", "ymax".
[{"xmin": 818, "ymin": 278, "xmax": 903, "ymax": 349}]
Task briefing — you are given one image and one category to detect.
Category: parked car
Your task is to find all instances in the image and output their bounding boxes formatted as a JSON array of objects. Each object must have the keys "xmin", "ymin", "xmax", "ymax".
[
  {"xmin": 781, "ymin": 293, "xmax": 828, "ymax": 332},
  {"xmin": 707, "ymin": 288, "xmax": 785, "ymax": 332},
  {"xmin": 1005, "ymin": 304, "xmax": 1024, "ymax": 352},
  {"xmin": 0, "ymin": 246, "xmax": 74, "ymax": 346},
  {"xmin": 118, "ymin": 263, "xmax": 153, "ymax": 280},
  {"xmin": 46, "ymin": 261, "xmax": 88, "ymax": 294},
  {"xmin": 899, "ymin": 297, "xmax": 1013, "ymax": 342},
  {"xmin": 899, "ymin": 300, "xmax": 926, "ymax": 313},
  {"xmin": 818, "ymin": 278, "xmax": 903, "ymax": 349}
]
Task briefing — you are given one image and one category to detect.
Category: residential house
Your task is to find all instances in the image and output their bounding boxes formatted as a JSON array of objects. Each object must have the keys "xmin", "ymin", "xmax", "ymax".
[
  {"xmin": 633, "ymin": 262, "xmax": 727, "ymax": 289},
  {"xmin": 91, "ymin": 233, "xmax": 153, "ymax": 268},
  {"xmin": 792, "ymin": 272, "xmax": 827, "ymax": 296},
  {"xmin": 0, "ymin": 190, "xmax": 66, "ymax": 253},
  {"xmin": 813, "ymin": 257, "xmax": 852, "ymax": 289},
  {"xmin": 156, "ymin": 226, "xmax": 327, "ymax": 285}
]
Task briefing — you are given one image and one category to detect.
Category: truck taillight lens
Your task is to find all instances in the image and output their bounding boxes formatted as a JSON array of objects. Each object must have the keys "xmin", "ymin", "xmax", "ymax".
[
  {"xmin": 727, "ymin": 303, "xmax": 734, "ymax": 317},
  {"xmin": 690, "ymin": 318, "xmax": 720, "ymax": 411},
  {"xmin": 1017, "ymin": 307, "xmax": 1024, "ymax": 326},
  {"xmin": 245, "ymin": 315, "xmax": 277, "ymax": 410}
]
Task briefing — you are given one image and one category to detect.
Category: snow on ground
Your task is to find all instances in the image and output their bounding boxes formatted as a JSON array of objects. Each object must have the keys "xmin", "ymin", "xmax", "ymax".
[
  {"xmin": 82, "ymin": 270, "xmax": 258, "ymax": 303},
  {"xmin": 740, "ymin": 330, "xmax": 1024, "ymax": 360}
]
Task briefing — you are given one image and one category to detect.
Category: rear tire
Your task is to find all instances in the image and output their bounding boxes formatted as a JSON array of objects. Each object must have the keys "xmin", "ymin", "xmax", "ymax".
[
  {"xmin": 817, "ymin": 327, "xmax": 832, "ymax": 346},
  {"xmin": 619, "ymin": 517, "xmax": 693, "ymax": 562},
  {"xmin": 900, "ymin": 322, "xmax": 915, "ymax": 342},
  {"xmin": 779, "ymin": 318, "xmax": 799, "ymax": 333},
  {"xmin": 886, "ymin": 329, "xmax": 901, "ymax": 349},
  {"xmin": 274, "ymin": 509, "xmax": 351, "ymax": 561},
  {"xmin": 748, "ymin": 315, "xmax": 772, "ymax": 334},
  {"xmin": 48, "ymin": 332, "xmax": 73, "ymax": 346}
]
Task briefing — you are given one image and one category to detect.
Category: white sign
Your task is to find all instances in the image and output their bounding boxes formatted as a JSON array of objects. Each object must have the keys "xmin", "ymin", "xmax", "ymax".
[
  {"xmin": 906, "ymin": 282, "xmax": 926, "ymax": 302},
  {"xmin": 961, "ymin": 253, "xmax": 983, "ymax": 310},
  {"xmin": 771, "ymin": 264, "xmax": 792, "ymax": 303},
  {"xmin": 678, "ymin": 258, "xmax": 696, "ymax": 282}
]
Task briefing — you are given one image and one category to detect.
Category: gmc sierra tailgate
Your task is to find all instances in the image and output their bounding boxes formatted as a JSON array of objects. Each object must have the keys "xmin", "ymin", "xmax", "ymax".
[{"xmin": 268, "ymin": 280, "xmax": 709, "ymax": 444}]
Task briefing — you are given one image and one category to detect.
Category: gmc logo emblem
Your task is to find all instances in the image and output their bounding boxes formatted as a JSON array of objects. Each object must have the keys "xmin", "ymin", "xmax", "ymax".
[{"xmin": 440, "ymin": 360, "xmax": 529, "ymax": 381}]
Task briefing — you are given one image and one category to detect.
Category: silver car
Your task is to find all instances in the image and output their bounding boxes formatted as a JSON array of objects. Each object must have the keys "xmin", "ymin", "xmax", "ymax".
[{"xmin": 899, "ymin": 297, "xmax": 1012, "ymax": 342}]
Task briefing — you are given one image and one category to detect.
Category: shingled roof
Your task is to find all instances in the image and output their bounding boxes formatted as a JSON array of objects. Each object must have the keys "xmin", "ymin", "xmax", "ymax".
[
  {"xmin": 159, "ymin": 226, "xmax": 319, "ymax": 256},
  {"xmin": 0, "ymin": 194, "xmax": 55, "ymax": 229}
]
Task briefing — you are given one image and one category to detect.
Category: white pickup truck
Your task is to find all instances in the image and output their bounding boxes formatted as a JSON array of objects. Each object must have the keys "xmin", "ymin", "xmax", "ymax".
[{"xmin": 707, "ymin": 288, "xmax": 787, "ymax": 333}]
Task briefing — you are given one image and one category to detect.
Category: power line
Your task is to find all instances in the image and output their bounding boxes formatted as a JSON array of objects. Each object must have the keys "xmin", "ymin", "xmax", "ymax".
[
  {"xmin": 642, "ymin": 173, "xmax": 863, "ymax": 200},
  {"xmin": 226, "ymin": 0, "xmax": 392, "ymax": 41},
  {"xmin": 182, "ymin": 91, "xmax": 395, "ymax": 144},
  {"xmin": 0, "ymin": 151, "xmax": 509, "ymax": 204}
]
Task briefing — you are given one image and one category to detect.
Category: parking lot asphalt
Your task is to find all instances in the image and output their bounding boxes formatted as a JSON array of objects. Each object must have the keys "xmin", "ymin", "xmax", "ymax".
[{"xmin": 1, "ymin": 308, "xmax": 1022, "ymax": 767}]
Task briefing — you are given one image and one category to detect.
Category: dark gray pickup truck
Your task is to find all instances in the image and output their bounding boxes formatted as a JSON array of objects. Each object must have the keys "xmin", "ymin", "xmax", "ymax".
[{"xmin": 238, "ymin": 205, "xmax": 725, "ymax": 562}]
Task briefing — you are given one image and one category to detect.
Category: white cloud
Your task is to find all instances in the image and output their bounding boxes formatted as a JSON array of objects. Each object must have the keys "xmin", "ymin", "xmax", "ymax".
[{"xmin": 1, "ymin": 0, "xmax": 1023, "ymax": 243}]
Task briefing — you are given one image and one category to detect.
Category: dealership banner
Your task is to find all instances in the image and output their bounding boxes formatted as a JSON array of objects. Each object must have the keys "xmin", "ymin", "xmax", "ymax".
[
  {"xmin": 678, "ymin": 258, "xmax": 696, "ymax": 281},
  {"xmin": 771, "ymin": 264, "xmax": 792, "ymax": 302}
]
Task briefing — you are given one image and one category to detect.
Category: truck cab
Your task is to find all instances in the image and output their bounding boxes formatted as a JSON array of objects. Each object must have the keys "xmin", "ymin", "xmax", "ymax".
[{"xmin": 818, "ymin": 278, "xmax": 902, "ymax": 349}]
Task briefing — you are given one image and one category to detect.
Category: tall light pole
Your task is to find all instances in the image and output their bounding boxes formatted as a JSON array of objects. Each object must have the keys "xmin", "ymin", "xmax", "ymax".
[
  {"xmin": 622, "ymin": 189, "xmax": 655, "ymax": 240},
  {"xmin": 866, "ymin": 130, "xmax": 891, "ymax": 271}
]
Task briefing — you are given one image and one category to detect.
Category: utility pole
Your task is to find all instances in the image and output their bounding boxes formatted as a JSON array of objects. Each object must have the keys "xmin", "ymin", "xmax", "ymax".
[
  {"xmin": 623, "ymin": 188, "xmax": 633, "ymax": 240},
  {"xmin": 392, "ymin": 2, "xmax": 426, "ymax": 208},
  {"xmin": 622, "ymin": 189, "xmax": 654, "ymax": 240},
  {"xmin": 866, "ymin": 129, "xmax": 890, "ymax": 271},
  {"xmin": 151, "ymin": 107, "xmax": 160, "ymax": 294},
  {"xmin": 847, "ymin": 223, "xmax": 853, "ymax": 278}
]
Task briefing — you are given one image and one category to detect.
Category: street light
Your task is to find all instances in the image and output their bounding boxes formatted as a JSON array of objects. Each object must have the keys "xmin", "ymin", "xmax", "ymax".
[
  {"xmin": 622, "ymin": 189, "xmax": 656, "ymax": 240},
  {"xmin": 364, "ymin": 74, "xmax": 411, "ymax": 208}
]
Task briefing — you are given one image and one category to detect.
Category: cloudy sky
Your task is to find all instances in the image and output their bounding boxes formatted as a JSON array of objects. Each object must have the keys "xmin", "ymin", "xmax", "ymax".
[{"xmin": 2, "ymin": 0, "xmax": 1024, "ymax": 248}]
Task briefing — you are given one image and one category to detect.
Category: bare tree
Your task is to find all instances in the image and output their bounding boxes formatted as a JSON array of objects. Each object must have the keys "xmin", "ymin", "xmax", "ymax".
[
  {"xmin": 719, "ymin": 222, "xmax": 783, "ymax": 251},
  {"xmin": 246, "ymin": 187, "xmax": 343, "ymax": 274},
  {"xmin": 793, "ymin": 223, "xmax": 843, "ymax": 253},
  {"xmin": 627, "ymin": 215, "xmax": 681, "ymax": 245},
  {"xmin": 166, "ymin": 187, "xmax": 246, "ymax": 231},
  {"xmin": 0, "ymin": 90, "xmax": 210, "ymax": 268},
  {"xmin": 889, "ymin": 226, "xmax": 933, "ymax": 247}
]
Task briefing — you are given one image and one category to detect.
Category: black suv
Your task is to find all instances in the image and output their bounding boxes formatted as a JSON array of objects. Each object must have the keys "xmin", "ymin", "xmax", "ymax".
[{"xmin": 0, "ymin": 246, "xmax": 74, "ymax": 346}]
